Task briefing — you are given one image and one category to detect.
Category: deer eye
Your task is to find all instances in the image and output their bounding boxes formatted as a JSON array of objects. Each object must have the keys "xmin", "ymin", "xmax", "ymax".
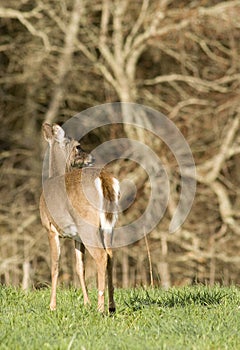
[{"xmin": 74, "ymin": 144, "xmax": 80, "ymax": 154}]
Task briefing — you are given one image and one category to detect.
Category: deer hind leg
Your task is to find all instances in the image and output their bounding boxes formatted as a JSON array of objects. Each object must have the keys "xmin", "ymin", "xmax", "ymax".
[
  {"xmin": 88, "ymin": 247, "xmax": 108, "ymax": 312},
  {"xmin": 107, "ymin": 249, "xmax": 116, "ymax": 313},
  {"xmin": 74, "ymin": 241, "xmax": 90, "ymax": 306},
  {"xmin": 48, "ymin": 225, "xmax": 60, "ymax": 311},
  {"xmin": 103, "ymin": 231, "xmax": 115, "ymax": 313},
  {"xmin": 96, "ymin": 249, "xmax": 108, "ymax": 312}
]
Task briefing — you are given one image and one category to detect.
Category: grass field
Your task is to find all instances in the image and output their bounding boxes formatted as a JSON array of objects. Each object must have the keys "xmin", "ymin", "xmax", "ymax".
[{"xmin": 1, "ymin": 285, "xmax": 240, "ymax": 350}]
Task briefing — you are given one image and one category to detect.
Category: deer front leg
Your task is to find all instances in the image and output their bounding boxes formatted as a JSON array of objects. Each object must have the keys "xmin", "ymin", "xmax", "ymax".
[
  {"xmin": 48, "ymin": 226, "xmax": 60, "ymax": 311},
  {"xmin": 74, "ymin": 241, "xmax": 90, "ymax": 306},
  {"xmin": 107, "ymin": 249, "xmax": 116, "ymax": 313}
]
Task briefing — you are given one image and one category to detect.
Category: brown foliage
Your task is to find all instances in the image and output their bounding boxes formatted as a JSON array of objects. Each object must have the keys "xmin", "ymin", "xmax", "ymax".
[{"xmin": 0, "ymin": 0, "xmax": 240, "ymax": 288}]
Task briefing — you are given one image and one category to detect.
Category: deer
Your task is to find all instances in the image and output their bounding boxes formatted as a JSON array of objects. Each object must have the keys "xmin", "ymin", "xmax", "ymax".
[{"xmin": 39, "ymin": 123, "xmax": 119, "ymax": 313}]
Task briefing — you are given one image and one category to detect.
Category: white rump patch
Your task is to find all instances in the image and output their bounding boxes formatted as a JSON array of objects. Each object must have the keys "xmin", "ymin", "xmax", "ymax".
[
  {"xmin": 94, "ymin": 176, "xmax": 119, "ymax": 234},
  {"xmin": 111, "ymin": 176, "xmax": 120, "ymax": 228},
  {"xmin": 112, "ymin": 177, "xmax": 120, "ymax": 200}
]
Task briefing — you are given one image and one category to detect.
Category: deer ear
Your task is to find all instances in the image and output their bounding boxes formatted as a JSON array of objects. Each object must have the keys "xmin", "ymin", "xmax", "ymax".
[
  {"xmin": 42, "ymin": 123, "xmax": 53, "ymax": 142},
  {"xmin": 52, "ymin": 124, "xmax": 65, "ymax": 142}
]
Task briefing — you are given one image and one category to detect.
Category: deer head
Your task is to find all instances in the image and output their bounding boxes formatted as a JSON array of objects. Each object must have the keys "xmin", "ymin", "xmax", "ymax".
[{"xmin": 42, "ymin": 123, "xmax": 94, "ymax": 177}]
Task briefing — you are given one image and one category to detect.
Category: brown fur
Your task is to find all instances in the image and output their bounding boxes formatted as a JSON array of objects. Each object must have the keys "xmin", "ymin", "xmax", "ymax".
[
  {"xmin": 40, "ymin": 167, "xmax": 117, "ymax": 313},
  {"xmin": 40, "ymin": 123, "xmax": 118, "ymax": 312}
]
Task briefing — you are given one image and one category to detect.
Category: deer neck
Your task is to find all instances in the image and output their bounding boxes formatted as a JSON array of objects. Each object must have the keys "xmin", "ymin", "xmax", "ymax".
[{"xmin": 48, "ymin": 143, "xmax": 68, "ymax": 178}]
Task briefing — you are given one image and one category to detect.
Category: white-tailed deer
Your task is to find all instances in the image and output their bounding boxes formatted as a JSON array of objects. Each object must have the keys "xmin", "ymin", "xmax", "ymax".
[{"xmin": 39, "ymin": 123, "xmax": 119, "ymax": 312}]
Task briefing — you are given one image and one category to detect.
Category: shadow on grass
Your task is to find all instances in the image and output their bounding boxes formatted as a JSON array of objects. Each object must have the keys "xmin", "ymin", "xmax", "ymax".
[{"xmin": 124, "ymin": 287, "xmax": 227, "ymax": 311}]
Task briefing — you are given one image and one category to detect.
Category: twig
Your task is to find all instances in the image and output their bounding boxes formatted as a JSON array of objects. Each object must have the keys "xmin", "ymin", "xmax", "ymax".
[{"xmin": 144, "ymin": 227, "xmax": 153, "ymax": 287}]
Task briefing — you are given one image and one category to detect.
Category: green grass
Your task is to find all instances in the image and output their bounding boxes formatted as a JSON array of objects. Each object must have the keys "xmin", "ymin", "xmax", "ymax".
[{"xmin": 1, "ymin": 285, "xmax": 240, "ymax": 349}]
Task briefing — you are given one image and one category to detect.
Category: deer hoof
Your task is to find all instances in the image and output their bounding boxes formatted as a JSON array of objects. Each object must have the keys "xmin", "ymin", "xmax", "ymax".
[{"xmin": 109, "ymin": 307, "xmax": 116, "ymax": 313}]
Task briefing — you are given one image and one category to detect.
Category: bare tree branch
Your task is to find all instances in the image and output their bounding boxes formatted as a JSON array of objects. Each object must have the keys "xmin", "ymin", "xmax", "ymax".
[
  {"xmin": 197, "ymin": 115, "xmax": 239, "ymax": 183},
  {"xmin": 0, "ymin": 6, "xmax": 50, "ymax": 50},
  {"xmin": 44, "ymin": 0, "xmax": 83, "ymax": 123},
  {"xmin": 210, "ymin": 181, "xmax": 240, "ymax": 236},
  {"xmin": 144, "ymin": 74, "xmax": 240, "ymax": 93},
  {"xmin": 198, "ymin": 0, "xmax": 240, "ymax": 17}
]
